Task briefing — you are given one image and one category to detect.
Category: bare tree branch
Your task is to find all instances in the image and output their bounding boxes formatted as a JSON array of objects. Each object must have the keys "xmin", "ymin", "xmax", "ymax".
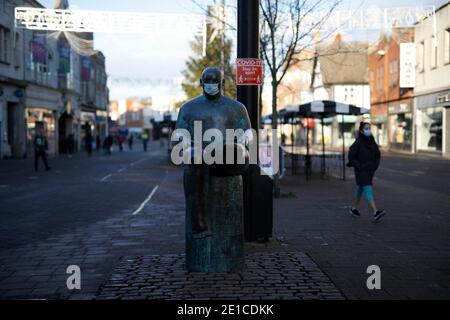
[{"xmin": 191, "ymin": 0, "xmax": 237, "ymax": 31}]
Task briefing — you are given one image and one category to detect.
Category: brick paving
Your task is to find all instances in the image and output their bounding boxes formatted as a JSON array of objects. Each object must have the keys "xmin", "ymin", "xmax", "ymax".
[
  {"xmin": 0, "ymin": 145, "xmax": 345, "ymax": 300},
  {"xmin": 1, "ymin": 146, "xmax": 450, "ymax": 300},
  {"xmin": 97, "ymin": 252, "xmax": 344, "ymax": 300},
  {"xmin": 275, "ymin": 155, "xmax": 450, "ymax": 299}
]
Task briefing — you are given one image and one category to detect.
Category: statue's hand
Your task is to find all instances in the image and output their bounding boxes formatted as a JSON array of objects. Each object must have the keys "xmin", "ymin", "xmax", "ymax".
[{"xmin": 209, "ymin": 143, "xmax": 250, "ymax": 177}]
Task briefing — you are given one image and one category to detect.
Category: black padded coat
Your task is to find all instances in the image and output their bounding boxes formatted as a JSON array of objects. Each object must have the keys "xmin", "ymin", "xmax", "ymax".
[{"xmin": 347, "ymin": 134, "xmax": 381, "ymax": 186}]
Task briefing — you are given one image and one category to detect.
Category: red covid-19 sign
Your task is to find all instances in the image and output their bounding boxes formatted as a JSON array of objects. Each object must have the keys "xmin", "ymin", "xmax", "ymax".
[{"xmin": 236, "ymin": 58, "xmax": 263, "ymax": 86}]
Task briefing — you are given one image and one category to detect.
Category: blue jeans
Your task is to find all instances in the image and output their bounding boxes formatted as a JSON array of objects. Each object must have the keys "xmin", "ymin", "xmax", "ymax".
[{"xmin": 355, "ymin": 185, "xmax": 374, "ymax": 202}]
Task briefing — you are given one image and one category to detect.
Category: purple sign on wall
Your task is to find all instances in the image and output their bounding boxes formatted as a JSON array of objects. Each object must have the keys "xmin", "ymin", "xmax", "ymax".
[
  {"xmin": 81, "ymin": 56, "xmax": 91, "ymax": 81},
  {"xmin": 58, "ymin": 35, "xmax": 71, "ymax": 74},
  {"xmin": 32, "ymin": 31, "xmax": 47, "ymax": 64}
]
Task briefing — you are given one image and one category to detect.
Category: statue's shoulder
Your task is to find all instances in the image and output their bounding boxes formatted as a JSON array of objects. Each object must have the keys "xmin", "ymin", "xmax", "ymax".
[
  {"xmin": 222, "ymin": 96, "xmax": 247, "ymax": 115},
  {"xmin": 179, "ymin": 95, "xmax": 204, "ymax": 113},
  {"xmin": 220, "ymin": 96, "xmax": 243, "ymax": 109}
]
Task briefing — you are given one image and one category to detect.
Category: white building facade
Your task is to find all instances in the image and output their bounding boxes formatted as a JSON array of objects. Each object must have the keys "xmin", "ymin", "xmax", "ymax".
[
  {"xmin": 0, "ymin": 0, "xmax": 108, "ymax": 158},
  {"xmin": 1, "ymin": 0, "xmax": 64, "ymax": 158},
  {"xmin": 0, "ymin": 0, "xmax": 27, "ymax": 158},
  {"xmin": 312, "ymin": 41, "xmax": 370, "ymax": 147},
  {"xmin": 414, "ymin": 2, "xmax": 450, "ymax": 158}
]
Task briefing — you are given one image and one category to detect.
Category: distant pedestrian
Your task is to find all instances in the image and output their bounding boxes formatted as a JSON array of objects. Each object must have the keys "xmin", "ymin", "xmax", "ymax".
[
  {"xmin": 85, "ymin": 132, "xmax": 93, "ymax": 156},
  {"xmin": 118, "ymin": 135, "xmax": 124, "ymax": 152},
  {"xmin": 347, "ymin": 122, "xmax": 385, "ymax": 221},
  {"xmin": 141, "ymin": 131, "xmax": 149, "ymax": 152},
  {"xmin": 103, "ymin": 135, "xmax": 113, "ymax": 155},
  {"xmin": 96, "ymin": 135, "xmax": 101, "ymax": 152},
  {"xmin": 281, "ymin": 133, "xmax": 287, "ymax": 146},
  {"xmin": 34, "ymin": 130, "xmax": 51, "ymax": 172},
  {"xmin": 128, "ymin": 135, "xmax": 134, "ymax": 150}
]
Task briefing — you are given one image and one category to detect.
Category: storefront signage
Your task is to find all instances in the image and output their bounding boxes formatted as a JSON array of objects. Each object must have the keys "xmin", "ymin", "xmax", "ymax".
[
  {"xmin": 81, "ymin": 112, "xmax": 95, "ymax": 122},
  {"xmin": 14, "ymin": 89, "xmax": 23, "ymax": 98},
  {"xmin": 58, "ymin": 35, "xmax": 71, "ymax": 74},
  {"xmin": 400, "ymin": 43, "xmax": 416, "ymax": 88},
  {"xmin": 436, "ymin": 92, "xmax": 450, "ymax": 104},
  {"xmin": 389, "ymin": 103, "xmax": 411, "ymax": 114},
  {"xmin": 81, "ymin": 57, "xmax": 92, "ymax": 81}
]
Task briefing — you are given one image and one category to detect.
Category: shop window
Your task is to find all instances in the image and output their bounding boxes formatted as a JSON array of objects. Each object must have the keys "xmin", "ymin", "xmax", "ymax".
[
  {"xmin": 388, "ymin": 62, "xmax": 393, "ymax": 86},
  {"xmin": 28, "ymin": 41, "xmax": 49, "ymax": 73},
  {"xmin": 393, "ymin": 61, "xmax": 398, "ymax": 87},
  {"xmin": 377, "ymin": 67, "xmax": 384, "ymax": 90},
  {"xmin": 0, "ymin": 26, "xmax": 11, "ymax": 63},
  {"xmin": 338, "ymin": 122, "xmax": 355, "ymax": 139},
  {"xmin": 430, "ymin": 35, "xmax": 437, "ymax": 69},
  {"xmin": 444, "ymin": 28, "xmax": 450, "ymax": 65},
  {"xmin": 13, "ymin": 32, "xmax": 20, "ymax": 68},
  {"xmin": 418, "ymin": 41, "xmax": 425, "ymax": 72},
  {"xmin": 417, "ymin": 107, "xmax": 442, "ymax": 152},
  {"xmin": 373, "ymin": 123, "xmax": 386, "ymax": 147},
  {"xmin": 389, "ymin": 113, "xmax": 412, "ymax": 150},
  {"xmin": 130, "ymin": 111, "xmax": 141, "ymax": 121}
]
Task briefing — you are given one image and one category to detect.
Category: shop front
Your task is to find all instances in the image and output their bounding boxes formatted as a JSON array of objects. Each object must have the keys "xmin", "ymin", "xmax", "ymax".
[
  {"xmin": 26, "ymin": 108, "xmax": 57, "ymax": 156},
  {"xmin": 25, "ymin": 84, "xmax": 62, "ymax": 157},
  {"xmin": 313, "ymin": 117, "xmax": 332, "ymax": 146},
  {"xmin": 95, "ymin": 110, "xmax": 108, "ymax": 142},
  {"xmin": 369, "ymin": 102, "xmax": 388, "ymax": 148},
  {"xmin": 0, "ymin": 85, "xmax": 27, "ymax": 159},
  {"xmin": 58, "ymin": 98, "xmax": 80, "ymax": 154},
  {"xmin": 81, "ymin": 111, "xmax": 96, "ymax": 150},
  {"xmin": 415, "ymin": 89, "xmax": 450, "ymax": 155},
  {"xmin": 332, "ymin": 115, "xmax": 359, "ymax": 148},
  {"xmin": 370, "ymin": 115, "xmax": 388, "ymax": 148},
  {"xmin": 388, "ymin": 101, "xmax": 413, "ymax": 153}
]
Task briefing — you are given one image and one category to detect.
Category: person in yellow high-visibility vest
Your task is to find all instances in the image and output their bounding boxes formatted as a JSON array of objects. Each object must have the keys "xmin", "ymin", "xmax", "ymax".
[{"xmin": 141, "ymin": 131, "xmax": 149, "ymax": 152}]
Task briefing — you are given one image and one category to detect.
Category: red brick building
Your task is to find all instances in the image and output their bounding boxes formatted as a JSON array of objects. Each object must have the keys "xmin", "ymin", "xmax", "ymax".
[{"xmin": 368, "ymin": 28, "xmax": 414, "ymax": 152}]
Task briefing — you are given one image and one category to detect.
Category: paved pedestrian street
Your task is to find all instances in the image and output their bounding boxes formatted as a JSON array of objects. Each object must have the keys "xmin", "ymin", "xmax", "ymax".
[
  {"xmin": 276, "ymin": 153, "xmax": 450, "ymax": 299},
  {"xmin": 0, "ymin": 144, "xmax": 449, "ymax": 300},
  {"xmin": 0, "ymin": 143, "xmax": 341, "ymax": 300}
]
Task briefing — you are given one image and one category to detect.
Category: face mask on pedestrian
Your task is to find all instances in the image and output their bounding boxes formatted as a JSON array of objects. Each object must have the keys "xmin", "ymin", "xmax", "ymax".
[
  {"xmin": 363, "ymin": 129, "xmax": 372, "ymax": 137},
  {"xmin": 203, "ymin": 83, "xmax": 220, "ymax": 96}
]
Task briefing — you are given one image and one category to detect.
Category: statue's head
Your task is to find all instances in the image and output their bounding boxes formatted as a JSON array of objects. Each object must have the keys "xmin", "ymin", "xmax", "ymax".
[{"xmin": 200, "ymin": 67, "xmax": 224, "ymax": 99}]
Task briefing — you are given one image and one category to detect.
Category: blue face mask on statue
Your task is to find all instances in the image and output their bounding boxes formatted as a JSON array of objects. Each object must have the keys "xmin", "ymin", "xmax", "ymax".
[
  {"xmin": 363, "ymin": 129, "xmax": 372, "ymax": 137},
  {"xmin": 203, "ymin": 83, "xmax": 220, "ymax": 96}
]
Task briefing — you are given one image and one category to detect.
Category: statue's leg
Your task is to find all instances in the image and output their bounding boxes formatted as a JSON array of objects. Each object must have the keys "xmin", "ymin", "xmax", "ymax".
[{"xmin": 185, "ymin": 164, "xmax": 210, "ymax": 238}]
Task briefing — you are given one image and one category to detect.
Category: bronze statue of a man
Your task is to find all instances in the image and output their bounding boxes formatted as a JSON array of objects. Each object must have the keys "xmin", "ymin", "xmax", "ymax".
[{"xmin": 175, "ymin": 67, "xmax": 251, "ymax": 272}]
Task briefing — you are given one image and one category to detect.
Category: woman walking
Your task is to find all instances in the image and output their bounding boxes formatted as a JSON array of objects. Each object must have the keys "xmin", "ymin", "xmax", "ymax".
[{"xmin": 347, "ymin": 122, "xmax": 385, "ymax": 221}]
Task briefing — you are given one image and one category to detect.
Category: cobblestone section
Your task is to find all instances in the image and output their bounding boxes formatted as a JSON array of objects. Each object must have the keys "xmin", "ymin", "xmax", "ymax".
[{"xmin": 97, "ymin": 252, "xmax": 344, "ymax": 300}]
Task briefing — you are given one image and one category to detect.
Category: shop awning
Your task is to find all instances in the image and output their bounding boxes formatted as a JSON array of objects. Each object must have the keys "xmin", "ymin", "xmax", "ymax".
[
  {"xmin": 284, "ymin": 100, "xmax": 369, "ymax": 119},
  {"xmin": 266, "ymin": 100, "xmax": 369, "ymax": 181}
]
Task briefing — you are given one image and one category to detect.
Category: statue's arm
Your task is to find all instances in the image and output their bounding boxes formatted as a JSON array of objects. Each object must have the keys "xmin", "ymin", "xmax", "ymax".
[
  {"xmin": 176, "ymin": 105, "xmax": 189, "ymax": 131},
  {"xmin": 236, "ymin": 103, "xmax": 251, "ymax": 131}
]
